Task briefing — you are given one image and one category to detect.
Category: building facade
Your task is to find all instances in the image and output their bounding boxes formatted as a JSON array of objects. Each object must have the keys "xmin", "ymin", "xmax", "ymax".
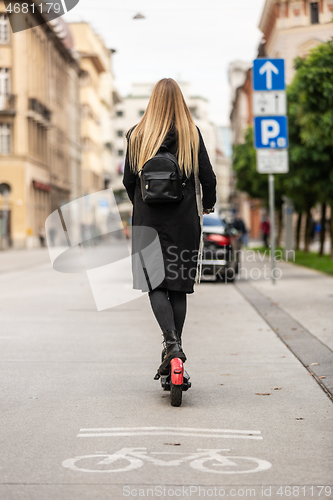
[
  {"xmin": 0, "ymin": 2, "xmax": 81, "ymax": 249},
  {"xmin": 68, "ymin": 23, "xmax": 120, "ymax": 198},
  {"xmin": 259, "ymin": 0, "xmax": 333, "ymax": 80}
]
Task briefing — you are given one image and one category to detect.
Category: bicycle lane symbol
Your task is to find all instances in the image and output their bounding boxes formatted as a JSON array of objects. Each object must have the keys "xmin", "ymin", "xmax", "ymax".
[
  {"xmin": 62, "ymin": 448, "xmax": 272, "ymax": 475},
  {"xmin": 62, "ymin": 427, "xmax": 272, "ymax": 475}
]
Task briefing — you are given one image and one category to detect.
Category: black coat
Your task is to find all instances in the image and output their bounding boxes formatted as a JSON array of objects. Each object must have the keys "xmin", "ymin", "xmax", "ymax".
[{"xmin": 123, "ymin": 127, "xmax": 216, "ymax": 294}]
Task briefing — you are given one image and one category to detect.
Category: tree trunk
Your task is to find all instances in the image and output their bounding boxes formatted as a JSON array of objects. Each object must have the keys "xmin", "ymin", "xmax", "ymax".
[
  {"xmin": 276, "ymin": 206, "xmax": 283, "ymax": 247},
  {"xmin": 330, "ymin": 205, "xmax": 333, "ymax": 259},
  {"xmin": 295, "ymin": 212, "xmax": 302, "ymax": 251},
  {"xmin": 304, "ymin": 208, "xmax": 311, "ymax": 253},
  {"xmin": 319, "ymin": 202, "xmax": 326, "ymax": 256}
]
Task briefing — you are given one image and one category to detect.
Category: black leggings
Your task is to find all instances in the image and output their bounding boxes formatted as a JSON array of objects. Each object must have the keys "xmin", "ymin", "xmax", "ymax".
[{"xmin": 148, "ymin": 288, "xmax": 187, "ymax": 335}]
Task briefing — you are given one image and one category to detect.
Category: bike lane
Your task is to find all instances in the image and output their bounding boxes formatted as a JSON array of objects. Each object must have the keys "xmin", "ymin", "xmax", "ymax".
[{"xmin": 0, "ymin": 261, "xmax": 332, "ymax": 500}]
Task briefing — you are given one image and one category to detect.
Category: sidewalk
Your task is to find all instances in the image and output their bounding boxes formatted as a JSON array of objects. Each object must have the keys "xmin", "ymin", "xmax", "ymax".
[
  {"xmin": 237, "ymin": 250, "xmax": 333, "ymax": 350},
  {"xmin": 0, "ymin": 247, "xmax": 50, "ymax": 274},
  {"xmin": 235, "ymin": 250, "xmax": 333, "ymax": 398}
]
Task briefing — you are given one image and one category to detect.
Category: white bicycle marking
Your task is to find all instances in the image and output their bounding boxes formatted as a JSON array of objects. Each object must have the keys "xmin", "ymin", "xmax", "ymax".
[
  {"xmin": 77, "ymin": 427, "xmax": 263, "ymax": 440},
  {"xmin": 62, "ymin": 447, "xmax": 272, "ymax": 475}
]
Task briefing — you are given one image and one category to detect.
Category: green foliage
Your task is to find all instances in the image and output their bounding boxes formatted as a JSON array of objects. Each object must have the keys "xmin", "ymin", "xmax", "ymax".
[
  {"xmin": 232, "ymin": 127, "xmax": 266, "ymax": 201},
  {"xmin": 293, "ymin": 250, "xmax": 333, "ymax": 275},
  {"xmin": 287, "ymin": 40, "xmax": 333, "ymax": 205},
  {"xmin": 251, "ymin": 247, "xmax": 333, "ymax": 275},
  {"xmin": 285, "ymin": 82, "xmax": 323, "ymax": 210},
  {"xmin": 232, "ymin": 127, "xmax": 287, "ymax": 208},
  {"xmin": 293, "ymin": 40, "xmax": 333, "ymax": 150}
]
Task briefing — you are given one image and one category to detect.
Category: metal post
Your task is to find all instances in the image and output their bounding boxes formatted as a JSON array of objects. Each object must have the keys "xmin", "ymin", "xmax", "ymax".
[
  {"xmin": 283, "ymin": 196, "xmax": 294, "ymax": 260},
  {"xmin": 0, "ymin": 189, "xmax": 9, "ymax": 250},
  {"xmin": 269, "ymin": 174, "xmax": 275, "ymax": 284}
]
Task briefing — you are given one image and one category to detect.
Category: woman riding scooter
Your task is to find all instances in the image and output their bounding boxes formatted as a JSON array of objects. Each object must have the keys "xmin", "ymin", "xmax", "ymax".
[{"xmin": 123, "ymin": 78, "xmax": 216, "ymax": 387}]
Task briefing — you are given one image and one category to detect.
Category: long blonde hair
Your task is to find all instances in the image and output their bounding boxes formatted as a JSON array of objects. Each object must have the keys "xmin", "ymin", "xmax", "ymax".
[{"xmin": 126, "ymin": 78, "xmax": 199, "ymax": 177}]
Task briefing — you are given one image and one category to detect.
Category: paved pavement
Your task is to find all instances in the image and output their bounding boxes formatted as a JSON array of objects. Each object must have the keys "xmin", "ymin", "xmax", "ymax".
[{"xmin": 0, "ymin": 248, "xmax": 332, "ymax": 500}]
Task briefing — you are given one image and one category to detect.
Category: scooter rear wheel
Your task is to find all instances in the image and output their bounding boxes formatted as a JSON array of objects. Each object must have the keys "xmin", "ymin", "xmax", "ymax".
[{"xmin": 170, "ymin": 383, "xmax": 182, "ymax": 407}]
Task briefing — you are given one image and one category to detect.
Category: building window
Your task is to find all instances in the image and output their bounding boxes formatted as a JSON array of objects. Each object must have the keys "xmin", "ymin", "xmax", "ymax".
[
  {"xmin": 0, "ymin": 123, "xmax": 11, "ymax": 154},
  {"xmin": 116, "ymin": 110, "xmax": 123, "ymax": 117},
  {"xmin": 117, "ymin": 130, "xmax": 123, "ymax": 137},
  {"xmin": 80, "ymin": 70, "xmax": 91, "ymax": 87},
  {"xmin": 28, "ymin": 118, "xmax": 47, "ymax": 161},
  {"xmin": 0, "ymin": 14, "xmax": 9, "ymax": 44},
  {"xmin": 82, "ymin": 104, "xmax": 93, "ymax": 119},
  {"xmin": 138, "ymin": 110, "xmax": 145, "ymax": 117},
  {"xmin": 310, "ymin": 2, "xmax": 319, "ymax": 23},
  {"xmin": 0, "ymin": 68, "xmax": 10, "ymax": 110},
  {"xmin": 118, "ymin": 149, "xmax": 124, "ymax": 157}
]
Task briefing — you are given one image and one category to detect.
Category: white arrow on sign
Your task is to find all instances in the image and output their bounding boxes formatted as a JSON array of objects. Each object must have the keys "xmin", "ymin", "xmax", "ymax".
[{"xmin": 259, "ymin": 61, "xmax": 279, "ymax": 90}]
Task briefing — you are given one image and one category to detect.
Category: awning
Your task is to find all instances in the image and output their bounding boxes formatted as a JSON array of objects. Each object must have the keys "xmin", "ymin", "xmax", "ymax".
[{"xmin": 32, "ymin": 180, "xmax": 52, "ymax": 192}]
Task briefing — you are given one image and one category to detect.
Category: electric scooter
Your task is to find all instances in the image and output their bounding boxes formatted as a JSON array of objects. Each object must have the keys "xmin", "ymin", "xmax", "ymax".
[{"xmin": 155, "ymin": 352, "xmax": 191, "ymax": 407}]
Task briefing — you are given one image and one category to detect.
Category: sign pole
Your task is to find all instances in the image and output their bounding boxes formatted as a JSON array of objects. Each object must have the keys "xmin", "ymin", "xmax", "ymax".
[
  {"xmin": 253, "ymin": 58, "xmax": 288, "ymax": 285},
  {"xmin": 269, "ymin": 173, "xmax": 275, "ymax": 284}
]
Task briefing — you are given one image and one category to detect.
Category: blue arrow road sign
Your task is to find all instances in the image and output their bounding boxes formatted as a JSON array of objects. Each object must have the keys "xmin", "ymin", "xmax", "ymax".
[
  {"xmin": 254, "ymin": 116, "xmax": 288, "ymax": 149},
  {"xmin": 253, "ymin": 59, "xmax": 285, "ymax": 91}
]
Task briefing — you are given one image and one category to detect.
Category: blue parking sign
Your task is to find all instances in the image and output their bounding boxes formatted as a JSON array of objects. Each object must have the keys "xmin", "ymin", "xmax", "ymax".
[
  {"xmin": 254, "ymin": 116, "xmax": 288, "ymax": 149},
  {"xmin": 253, "ymin": 59, "xmax": 285, "ymax": 91}
]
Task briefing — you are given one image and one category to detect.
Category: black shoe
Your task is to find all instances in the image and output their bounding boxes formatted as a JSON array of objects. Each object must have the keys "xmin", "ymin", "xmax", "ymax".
[
  {"xmin": 154, "ymin": 330, "xmax": 186, "ymax": 379},
  {"xmin": 159, "ymin": 346, "xmax": 168, "ymax": 376},
  {"xmin": 160, "ymin": 328, "xmax": 183, "ymax": 354}
]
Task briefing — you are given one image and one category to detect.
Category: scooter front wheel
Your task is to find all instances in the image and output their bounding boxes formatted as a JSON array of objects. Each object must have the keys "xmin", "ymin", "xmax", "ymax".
[{"xmin": 170, "ymin": 383, "xmax": 182, "ymax": 406}]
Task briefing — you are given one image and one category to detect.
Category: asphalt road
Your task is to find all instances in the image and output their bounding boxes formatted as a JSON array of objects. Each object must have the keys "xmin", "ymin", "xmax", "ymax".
[{"xmin": 0, "ymin": 249, "xmax": 332, "ymax": 500}]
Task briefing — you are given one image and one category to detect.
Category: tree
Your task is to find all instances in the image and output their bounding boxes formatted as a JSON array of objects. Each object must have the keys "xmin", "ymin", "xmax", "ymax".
[
  {"xmin": 232, "ymin": 127, "xmax": 268, "ymax": 203},
  {"xmin": 284, "ymin": 81, "xmax": 323, "ymax": 252},
  {"xmin": 290, "ymin": 40, "xmax": 333, "ymax": 257}
]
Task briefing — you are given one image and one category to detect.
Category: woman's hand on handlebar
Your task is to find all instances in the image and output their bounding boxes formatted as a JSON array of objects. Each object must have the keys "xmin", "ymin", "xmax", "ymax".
[{"xmin": 203, "ymin": 207, "xmax": 214, "ymax": 215}]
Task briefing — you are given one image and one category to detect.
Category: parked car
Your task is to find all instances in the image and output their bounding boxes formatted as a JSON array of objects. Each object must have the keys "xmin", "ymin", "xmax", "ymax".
[{"xmin": 201, "ymin": 213, "xmax": 239, "ymax": 282}]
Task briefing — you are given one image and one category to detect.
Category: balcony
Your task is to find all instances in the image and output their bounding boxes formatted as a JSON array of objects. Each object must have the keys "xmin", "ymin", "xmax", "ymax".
[
  {"xmin": 0, "ymin": 94, "xmax": 16, "ymax": 115},
  {"xmin": 28, "ymin": 98, "xmax": 51, "ymax": 124}
]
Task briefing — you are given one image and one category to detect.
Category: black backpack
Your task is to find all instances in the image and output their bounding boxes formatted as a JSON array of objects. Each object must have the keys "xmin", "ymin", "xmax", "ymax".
[{"xmin": 139, "ymin": 145, "xmax": 185, "ymax": 204}]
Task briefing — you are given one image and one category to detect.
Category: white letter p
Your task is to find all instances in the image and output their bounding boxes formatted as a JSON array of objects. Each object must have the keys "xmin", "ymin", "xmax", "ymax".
[{"xmin": 261, "ymin": 119, "xmax": 280, "ymax": 145}]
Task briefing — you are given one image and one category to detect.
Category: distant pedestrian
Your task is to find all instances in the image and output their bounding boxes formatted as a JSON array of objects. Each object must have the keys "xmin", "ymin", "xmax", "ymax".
[
  {"xmin": 49, "ymin": 227, "xmax": 57, "ymax": 247},
  {"xmin": 309, "ymin": 217, "xmax": 316, "ymax": 243},
  {"xmin": 314, "ymin": 221, "xmax": 321, "ymax": 241},
  {"xmin": 261, "ymin": 217, "xmax": 270, "ymax": 248},
  {"xmin": 39, "ymin": 226, "xmax": 46, "ymax": 247},
  {"xmin": 233, "ymin": 213, "xmax": 248, "ymax": 247},
  {"xmin": 123, "ymin": 78, "xmax": 216, "ymax": 381}
]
